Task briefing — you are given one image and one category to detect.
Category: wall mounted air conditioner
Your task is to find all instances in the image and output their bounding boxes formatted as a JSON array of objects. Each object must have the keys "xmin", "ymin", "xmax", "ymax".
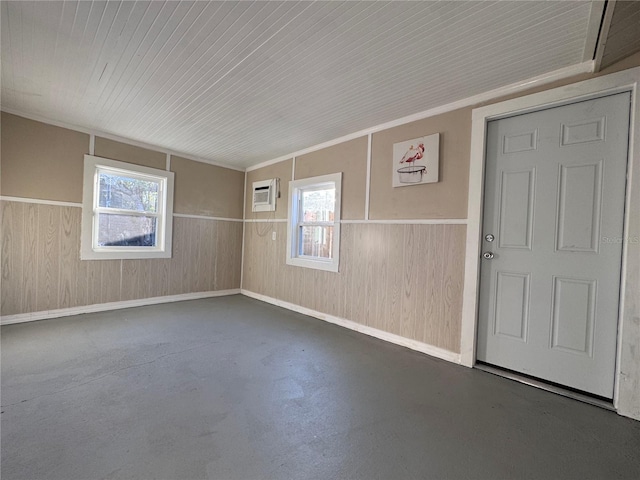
[{"xmin": 252, "ymin": 178, "xmax": 278, "ymax": 212}]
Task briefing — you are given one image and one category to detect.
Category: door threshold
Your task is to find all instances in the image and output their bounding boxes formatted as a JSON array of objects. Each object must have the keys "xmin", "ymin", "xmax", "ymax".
[{"xmin": 474, "ymin": 363, "xmax": 615, "ymax": 412}]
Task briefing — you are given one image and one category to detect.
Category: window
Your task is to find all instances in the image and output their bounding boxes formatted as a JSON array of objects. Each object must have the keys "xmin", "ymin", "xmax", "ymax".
[
  {"xmin": 81, "ymin": 155, "xmax": 174, "ymax": 260},
  {"xmin": 286, "ymin": 173, "xmax": 341, "ymax": 272}
]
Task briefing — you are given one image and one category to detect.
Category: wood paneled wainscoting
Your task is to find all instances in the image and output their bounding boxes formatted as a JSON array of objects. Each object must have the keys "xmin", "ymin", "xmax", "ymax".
[
  {"xmin": 0, "ymin": 200, "xmax": 242, "ymax": 320},
  {"xmin": 242, "ymin": 221, "xmax": 466, "ymax": 358}
]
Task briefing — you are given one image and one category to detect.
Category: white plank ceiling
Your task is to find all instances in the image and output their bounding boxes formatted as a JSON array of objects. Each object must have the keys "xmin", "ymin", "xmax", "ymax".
[{"xmin": 2, "ymin": 1, "xmax": 600, "ymax": 169}]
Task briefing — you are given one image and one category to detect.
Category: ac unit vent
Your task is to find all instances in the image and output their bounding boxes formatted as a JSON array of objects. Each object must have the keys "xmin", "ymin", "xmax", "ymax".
[{"xmin": 252, "ymin": 179, "xmax": 278, "ymax": 212}]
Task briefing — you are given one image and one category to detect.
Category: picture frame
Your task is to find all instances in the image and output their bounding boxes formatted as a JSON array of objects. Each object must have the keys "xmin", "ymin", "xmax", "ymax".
[{"xmin": 392, "ymin": 133, "xmax": 439, "ymax": 187}]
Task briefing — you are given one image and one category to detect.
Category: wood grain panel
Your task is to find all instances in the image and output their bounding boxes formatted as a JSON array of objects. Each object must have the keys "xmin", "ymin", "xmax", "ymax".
[
  {"xmin": 59, "ymin": 206, "xmax": 78, "ymax": 308},
  {"xmin": 1, "ymin": 201, "xmax": 24, "ymax": 315},
  {"xmin": 22, "ymin": 204, "xmax": 38, "ymax": 313},
  {"xmin": 401, "ymin": 225, "xmax": 418, "ymax": 339},
  {"xmin": 423, "ymin": 226, "xmax": 444, "ymax": 346},
  {"xmin": 241, "ymin": 223, "xmax": 256, "ymax": 293},
  {"xmin": 383, "ymin": 225, "xmax": 404, "ymax": 337},
  {"xmin": 121, "ymin": 260, "xmax": 150, "ymax": 301},
  {"xmin": 84, "ymin": 259, "xmax": 102, "ymax": 306},
  {"xmin": 1, "ymin": 202, "xmax": 239, "ymax": 316},
  {"xmin": 168, "ymin": 216, "xmax": 187, "ymax": 295},
  {"xmin": 190, "ymin": 220, "xmax": 205, "ymax": 293},
  {"xmin": 215, "ymin": 221, "xmax": 242, "ymax": 291},
  {"xmin": 201, "ymin": 220, "xmax": 215, "ymax": 292},
  {"xmin": 411, "ymin": 225, "xmax": 429, "ymax": 342},
  {"xmin": 419, "ymin": 226, "xmax": 438, "ymax": 344},
  {"xmin": 36, "ymin": 205, "xmax": 60, "ymax": 312},
  {"xmin": 149, "ymin": 259, "xmax": 171, "ymax": 298},
  {"xmin": 242, "ymin": 222, "xmax": 466, "ymax": 353},
  {"xmin": 440, "ymin": 225, "xmax": 465, "ymax": 351},
  {"xmin": 337, "ymin": 224, "xmax": 353, "ymax": 322},
  {"xmin": 100, "ymin": 261, "xmax": 122, "ymax": 304}
]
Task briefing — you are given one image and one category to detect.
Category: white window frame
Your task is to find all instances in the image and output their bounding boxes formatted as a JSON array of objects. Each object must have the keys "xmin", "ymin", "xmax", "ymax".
[
  {"xmin": 81, "ymin": 155, "xmax": 174, "ymax": 260},
  {"xmin": 286, "ymin": 172, "xmax": 342, "ymax": 272}
]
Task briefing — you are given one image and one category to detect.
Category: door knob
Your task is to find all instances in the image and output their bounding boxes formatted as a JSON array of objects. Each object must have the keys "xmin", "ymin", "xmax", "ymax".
[{"xmin": 483, "ymin": 252, "xmax": 494, "ymax": 259}]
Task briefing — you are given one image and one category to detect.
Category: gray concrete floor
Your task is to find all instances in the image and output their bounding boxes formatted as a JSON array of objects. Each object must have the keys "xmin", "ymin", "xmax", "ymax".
[{"xmin": 2, "ymin": 295, "xmax": 639, "ymax": 480}]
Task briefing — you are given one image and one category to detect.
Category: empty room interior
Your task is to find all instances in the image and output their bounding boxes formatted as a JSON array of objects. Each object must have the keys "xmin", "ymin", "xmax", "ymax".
[{"xmin": 2, "ymin": 1, "xmax": 640, "ymax": 479}]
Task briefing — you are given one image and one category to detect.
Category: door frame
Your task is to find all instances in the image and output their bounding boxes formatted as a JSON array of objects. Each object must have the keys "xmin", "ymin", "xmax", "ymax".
[{"xmin": 461, "ymin": 67, "xmax": 640, "ymax": 413}]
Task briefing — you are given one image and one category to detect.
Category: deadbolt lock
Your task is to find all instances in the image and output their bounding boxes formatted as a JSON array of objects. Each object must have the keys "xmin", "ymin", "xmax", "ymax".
[{"xmin": 485, "ymin": 234, "xmax": 495, "ymax": 242}]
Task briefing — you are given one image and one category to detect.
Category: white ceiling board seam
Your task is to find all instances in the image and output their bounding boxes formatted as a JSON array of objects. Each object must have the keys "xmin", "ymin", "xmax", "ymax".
[
  {"xmin": 139, "ymin": 1, "xmax": 384, "ymax": 133},
  {"xmin": 246, "ymin": 60, "xmax": 594, "ymax": 172},
  {"xmin": 92, "ymin": 1, "xmax": 160, "ymax": 113},
  {"xmin": 99, "ymin": 1, "xmax": 206, "ymax": 123},
  {"xmin": 141, "ymin": 1, "xmax": 318, "ymax": 137},
  {"xmin": 100, "ymin": 1, "xmax": 220, "ymax": 126},
  {"xmin": 69, "ymin": 1, "xmax": 126, "ymax": 113},
  {"xmin": 180, "ymin": 4, "xmax": 584, "ymax": 127},
  {"xmin": 122, "ymin": 2, "xmax": 266, "ymax": 133}
]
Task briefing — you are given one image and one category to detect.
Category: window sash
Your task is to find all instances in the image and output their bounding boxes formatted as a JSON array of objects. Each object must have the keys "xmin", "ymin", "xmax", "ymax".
[
  {"xmin": 92, "ymin": 166, "xmax": 166, "ymax": 251},
  {"xmin": 286, "ymin": 172, "xmax": 341, "ymax": 272},
  {"xmin": 296, "ymin": 220, "xmax": 334, "ymax": 228},
  {"xmin": 296, "ymin": 224, "xmax": 334, "ymax": 259},
  {"xmin": 93, "ymin": 206, "xmax": 161, "ymax": 217},
  {"xmin": 94, "ymin": 167, "xmax": 164, "ymax": 215},
  {"xmin": 294, "ymin": 186, "xmax": 336, "ymax": 258},
  {"xmin": 82, "ymin": 155, "xmax": 174, "ymax": 260}
]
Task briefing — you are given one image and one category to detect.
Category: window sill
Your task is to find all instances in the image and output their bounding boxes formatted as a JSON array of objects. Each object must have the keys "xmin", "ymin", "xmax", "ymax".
[{"xmin": 286, "ymin": 256, "xmax": 339, "ymax": 272}]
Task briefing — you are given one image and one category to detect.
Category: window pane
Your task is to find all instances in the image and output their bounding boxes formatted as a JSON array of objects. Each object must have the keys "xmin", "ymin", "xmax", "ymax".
[
  {"xmin": 98, "ymin": 172, "xmax": 159, "ymax": 213},
  {"xmin": 301, "ymin": 187, "xmax": 335, "ymax": 222},
  {"xmin": 299, "ymin": 225, "xmax": 334, "ymax": 259},
  {"xmin": 97, "ymin": 214, "xmax": 157, "ymax": 247}
]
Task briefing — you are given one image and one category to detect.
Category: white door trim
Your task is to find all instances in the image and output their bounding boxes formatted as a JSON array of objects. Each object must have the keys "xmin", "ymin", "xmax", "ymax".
[{"xmin": 461, "ymin": 67, "xmax": 640, "ymax": 411}]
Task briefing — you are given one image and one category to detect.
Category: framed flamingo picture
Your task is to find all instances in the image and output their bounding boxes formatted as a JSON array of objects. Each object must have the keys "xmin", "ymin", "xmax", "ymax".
[{"xmin": 392, "ymin": 133, "xmax": 439, "ymax": 187}]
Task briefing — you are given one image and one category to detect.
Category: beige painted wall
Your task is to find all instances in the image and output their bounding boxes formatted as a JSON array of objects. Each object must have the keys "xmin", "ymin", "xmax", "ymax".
[
  {"xmin": 171, "ymin": 156, "xmax": 244, "ymax": 219},
  {"xmin": 295, "ymin": 137, "xmax": 368, "ymax": 220},
  {"xmin": 1, "ymin": 112, "xmax": 89, "ymax": 202},
  {"xmin": 94, "ymin": 137, "xmax": 166, "ymax": 170},
  {"xmin": 369, "ymin": 108, "xmax": 471, "ymax": 220},
  {"xmin": 244, "ymin": 159, "xmax": 292, "ymax": 220}
]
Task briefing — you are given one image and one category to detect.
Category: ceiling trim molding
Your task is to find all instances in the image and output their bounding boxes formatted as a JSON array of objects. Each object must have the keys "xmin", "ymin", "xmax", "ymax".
[
  {"xmin": 0, "ymin": 108, "xmax": 246, "ymax": 172},
  {"xmin": 593, "ymin": 0, "xmax": 617, "ymax": 72},
  {"xmin": 583, "ymin": 1, "xmax": 607, "ymax": 62},
  {"xmin": 247, "ymin": 60, "xmax": 595, "ymax": 172}
]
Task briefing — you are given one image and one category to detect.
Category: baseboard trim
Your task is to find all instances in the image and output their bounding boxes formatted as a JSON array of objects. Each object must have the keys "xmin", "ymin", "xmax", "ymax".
[
  {"xmin": 241, "ymin": 289, "xmax": 461, "ymax": 364},
  {"xmin": 0, "ymin": 289, "xmax": 241, "ymax": 325}
]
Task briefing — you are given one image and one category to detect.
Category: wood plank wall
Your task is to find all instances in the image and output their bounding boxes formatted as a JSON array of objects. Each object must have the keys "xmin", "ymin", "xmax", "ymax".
[
  {"xmin": 0, "ymin": 201, "xmax": 242, "ymax": 316},
  {"xmin": 243, "ymin": 222, "xmax": 466, "ymax": 353}
]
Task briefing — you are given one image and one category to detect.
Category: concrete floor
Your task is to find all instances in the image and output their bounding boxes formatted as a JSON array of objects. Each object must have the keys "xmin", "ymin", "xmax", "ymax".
[{"xmin": 2, "ymin": 295, "xmax": 639, "ymax": 480}]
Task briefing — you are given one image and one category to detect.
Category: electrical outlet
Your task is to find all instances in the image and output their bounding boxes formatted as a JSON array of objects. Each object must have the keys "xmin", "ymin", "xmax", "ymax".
[{"xmin": 272, "ymin": 231, "xmax": 277, "ymax": 241}]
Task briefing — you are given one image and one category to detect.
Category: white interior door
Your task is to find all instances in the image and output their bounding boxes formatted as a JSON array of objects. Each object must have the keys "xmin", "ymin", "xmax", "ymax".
[{"xmin": 476, "ymin": 92, "xmax": 631, "ymax": 399}]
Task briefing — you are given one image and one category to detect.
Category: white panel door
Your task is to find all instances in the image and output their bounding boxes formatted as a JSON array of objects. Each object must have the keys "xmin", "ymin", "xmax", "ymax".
[{"xmin": 476, "ymin": 92, "xmax": 631, "ymax": 398}]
